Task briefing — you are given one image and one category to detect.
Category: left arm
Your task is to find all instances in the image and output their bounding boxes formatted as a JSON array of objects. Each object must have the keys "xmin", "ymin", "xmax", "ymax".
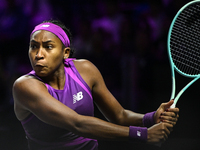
[
  {"xmin": 93, "ymin": 85, "xmax": 144, "ymax": 126},
  {"xmin": 74, "ymin": 59, "xmax": 144, "ymax": 126},
  {"xmin": 74, "ymin": 59, "xmax": 179, "ymax": 127}
]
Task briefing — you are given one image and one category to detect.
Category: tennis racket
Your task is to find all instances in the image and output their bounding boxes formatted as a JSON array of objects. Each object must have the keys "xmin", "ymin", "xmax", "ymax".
[{"xmin": 168, "ymin": 0, "xmax": 200, "ymax": 108}]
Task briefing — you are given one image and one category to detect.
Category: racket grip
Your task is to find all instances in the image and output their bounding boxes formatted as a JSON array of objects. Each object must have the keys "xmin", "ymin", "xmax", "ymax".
[{"xmin": 170, "ymin": 103, "xmax": 176, "ymax": 108}]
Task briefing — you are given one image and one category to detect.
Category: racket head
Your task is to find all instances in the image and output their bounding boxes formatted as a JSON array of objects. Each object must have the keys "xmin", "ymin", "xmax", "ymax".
[{"xmin": 168, "ymin": 0, "xmax": 200, "ymax": 78}]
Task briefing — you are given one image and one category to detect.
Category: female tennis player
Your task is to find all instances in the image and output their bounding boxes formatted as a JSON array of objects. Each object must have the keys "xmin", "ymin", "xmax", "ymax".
[{"xmin": 12, "ymin": 20, "xmax": 179, "ymax": 150}]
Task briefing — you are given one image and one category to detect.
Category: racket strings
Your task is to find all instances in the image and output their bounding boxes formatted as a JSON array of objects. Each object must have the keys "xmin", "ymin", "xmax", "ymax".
[{"xmin": 170, "ymin": 3, "xmax": 200, "ymax": 76}]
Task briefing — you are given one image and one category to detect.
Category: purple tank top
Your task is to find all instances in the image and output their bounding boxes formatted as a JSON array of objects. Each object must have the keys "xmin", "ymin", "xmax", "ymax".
[{"xmin": 21, "ymin": 58, "xmax": 98, "ymax": 150}]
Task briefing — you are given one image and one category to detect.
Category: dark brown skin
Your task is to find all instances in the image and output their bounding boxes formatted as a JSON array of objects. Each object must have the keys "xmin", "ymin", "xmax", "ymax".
[{"xmin": 13, "ymin": 30, "xmax": 179, "ymax": 144}]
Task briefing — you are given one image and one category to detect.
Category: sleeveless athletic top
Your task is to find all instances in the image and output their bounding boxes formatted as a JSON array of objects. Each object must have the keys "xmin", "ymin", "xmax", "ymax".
[{"xmin": 21, "ymin": 58, "xmax": 98, "ymax": 150}]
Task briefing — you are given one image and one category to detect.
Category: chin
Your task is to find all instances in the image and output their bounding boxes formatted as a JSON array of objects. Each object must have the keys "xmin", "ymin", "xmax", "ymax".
[
  {"xmin": 36, "ymin": 73, "xmax": 47, "ymax": 78},
  {"xmin": 34, "ymin": 69, "xmax": 48, "ymax": 78}
]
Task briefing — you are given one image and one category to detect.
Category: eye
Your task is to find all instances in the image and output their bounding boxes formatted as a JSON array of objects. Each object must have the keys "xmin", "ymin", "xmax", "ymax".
[
  {"xmin": 30, "ymin": 44, "xmax": 37, "ymax": 49},
  {"xmin": 46, "ymin": 45, "xmax": 53, "ymax": 49}
]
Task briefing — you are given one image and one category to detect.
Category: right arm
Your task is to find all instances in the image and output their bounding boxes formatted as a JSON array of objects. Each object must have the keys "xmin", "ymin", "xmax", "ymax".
[
  {"xmin": 13, "ymin": 76, "xmax": 129, "ymax": 141},
  {"xmin": 13, "ymin": 75, "xmax": 172, "ymax": 144}
]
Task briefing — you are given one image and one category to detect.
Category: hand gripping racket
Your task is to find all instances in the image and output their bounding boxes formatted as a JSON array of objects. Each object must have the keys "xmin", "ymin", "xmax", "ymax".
[{"xmin": 168, "ymin": 0, "xmax": 200, "ymax": 108}]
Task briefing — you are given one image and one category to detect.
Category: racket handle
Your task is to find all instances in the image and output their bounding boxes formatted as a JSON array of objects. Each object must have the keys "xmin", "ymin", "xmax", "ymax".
[{"xmin": 170, "ymin": 103, "xmax": 176, "ymax": 108}]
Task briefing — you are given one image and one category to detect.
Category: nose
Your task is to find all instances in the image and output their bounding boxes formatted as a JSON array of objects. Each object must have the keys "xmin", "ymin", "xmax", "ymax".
[{"xmin": 35, "ymin": 47, "xmax": 44, "ymax": 60}]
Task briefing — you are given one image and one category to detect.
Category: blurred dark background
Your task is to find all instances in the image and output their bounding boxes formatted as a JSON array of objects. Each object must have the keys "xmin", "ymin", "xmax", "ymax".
[{"xmin": 0, "ymin": 0, "xmax": 199, "ymax": 149}]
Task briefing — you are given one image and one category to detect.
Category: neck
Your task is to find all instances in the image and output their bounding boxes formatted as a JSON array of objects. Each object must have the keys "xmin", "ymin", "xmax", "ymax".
[{"xmin": 42, "ymin": 67, "xmax": 66, "ymax": 90}]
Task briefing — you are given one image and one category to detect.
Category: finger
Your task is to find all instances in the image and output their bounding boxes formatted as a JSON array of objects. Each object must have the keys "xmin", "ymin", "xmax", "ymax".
[
  {"xmin": 163, "ymin": 131, "xmax": 168, "ymax": 141},
  {"xmin": 161, "ymin": 118, "xmax": 177, "ymax": 127},
  {"xmin": 159, "ymin": 128, "xmax": 169, "ymax": 142},
  {"xmin": 158, "ymin": 132, "xmax": 168, "ymax": 143},
  {"xmin": 164, "ymin": 122, "xmax": 173, "ymax": 132},
  {"xmin": 162, "ymin": 100, "xmax": 174, "ymax": 110},
  {"xmin": 161, "ymin": 112, "xmax": 179, "ymax": 122},
  {"xmin": 177, "ymin": 114, "xmax": 179, "ymax": 118},
  {"xmin": 160, "ymin": 116, "xmax": 177, "ymax": 123},
  {"xmin": 166, "ymin": 107, "xmax": 179, "ymax": 114},
  {"xmin": 161, "ymin": 114, "xmax": 178, "ymax": 123},
  {"xmin": 159, "ymin": 122, "xmax": 171, "ymax": 134},
  {"xmin": 161, "ymin": 112, "xmax": 176, "ymax": 117},
  {"xmin": 164, "ymin": 124, "xmax": 171, "ymax": 135}
]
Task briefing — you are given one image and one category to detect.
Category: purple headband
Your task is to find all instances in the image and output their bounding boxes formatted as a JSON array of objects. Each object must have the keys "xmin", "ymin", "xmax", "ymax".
[{"xmin": 31, "ymin": 22, "xmax": 70, "ymax": 47}]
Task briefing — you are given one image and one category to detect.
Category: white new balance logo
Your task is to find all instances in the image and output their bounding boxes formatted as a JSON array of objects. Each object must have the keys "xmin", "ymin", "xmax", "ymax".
[
  {"xmin": 137, "ymin": 131, "xmax": 141, "ymax": 137},
  {"xmin": 73, "ymin": 91, "xmax": 83, "ymax": 104},
  {"xmin": 41, "ymin": 24, "xmax": 50, "ymax": 27}
]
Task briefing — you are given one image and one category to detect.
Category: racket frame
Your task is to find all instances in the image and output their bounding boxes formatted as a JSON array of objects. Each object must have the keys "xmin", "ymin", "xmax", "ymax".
[{"xmin": 167, "ymin": 0, "xmax": 200, "ymax": 108}]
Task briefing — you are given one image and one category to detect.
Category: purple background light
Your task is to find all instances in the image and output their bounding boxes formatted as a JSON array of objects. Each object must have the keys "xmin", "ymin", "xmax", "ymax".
[{"xmin": 0, "ymin": 0, "xmax": 198, "ymax": 150}]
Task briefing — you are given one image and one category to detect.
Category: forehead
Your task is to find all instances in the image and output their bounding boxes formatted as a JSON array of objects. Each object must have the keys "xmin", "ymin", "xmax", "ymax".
[{"xmin": 30, "ymin": 30, "xmax": 60, "ymax": 42}]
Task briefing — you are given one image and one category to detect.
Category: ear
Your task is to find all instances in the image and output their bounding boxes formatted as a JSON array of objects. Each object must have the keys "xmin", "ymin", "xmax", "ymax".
[{"xmin": 63, "ymin": 47, "xmax": 71, "ymax": 59}]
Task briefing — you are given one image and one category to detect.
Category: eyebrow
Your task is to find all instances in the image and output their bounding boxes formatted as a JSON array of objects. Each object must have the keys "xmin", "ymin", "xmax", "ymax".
[{"xmin": 30, "ymin": 40, "xmax": 55, "ymax": 44}]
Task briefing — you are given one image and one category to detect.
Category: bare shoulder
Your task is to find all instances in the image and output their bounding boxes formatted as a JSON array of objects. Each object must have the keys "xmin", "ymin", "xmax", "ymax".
[
  {"xmin": 13, "ymin": 75, "xmax": 47, "ymax": 120},
  {"xmin": 13, "ymin": 75, "xmax": 33, "ymax": 93},
  {"xmin": 73, "ymin": 59, "xmax": 97, "ymax": 71},
  {"xmin": 13, "ymin": 75, "xmax": 35, "ymax": 88},
  {"xmin": 73, "ymin": 59, "xmax": 103, "ymax": 88},
  {"xmin": 13, "ymin": 75, "xmax": 47, "ymax": 107},
  {"xmin": 73, "ymin": 59, "xmax": 101, "ymax": 77},
  {"xmin": 13, "ymin": 75, "xmax": 46, "ymax": 95}
]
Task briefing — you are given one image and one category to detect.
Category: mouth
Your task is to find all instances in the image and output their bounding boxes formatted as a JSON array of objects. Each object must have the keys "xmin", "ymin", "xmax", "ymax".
[
  {"xmin": 35, "ymin": 64, "xmax": 44, "ymax": 67},
  {"xmin": 34, "ymin": 64, "xmax": 47, "ymax": 71},
  {"xmin": 34, "ymin": 63, "xmax": 47, "ymax": 75},
  {"xmin": 35, "ymin": 62, "xmax": 45, "ymax": 67}
]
